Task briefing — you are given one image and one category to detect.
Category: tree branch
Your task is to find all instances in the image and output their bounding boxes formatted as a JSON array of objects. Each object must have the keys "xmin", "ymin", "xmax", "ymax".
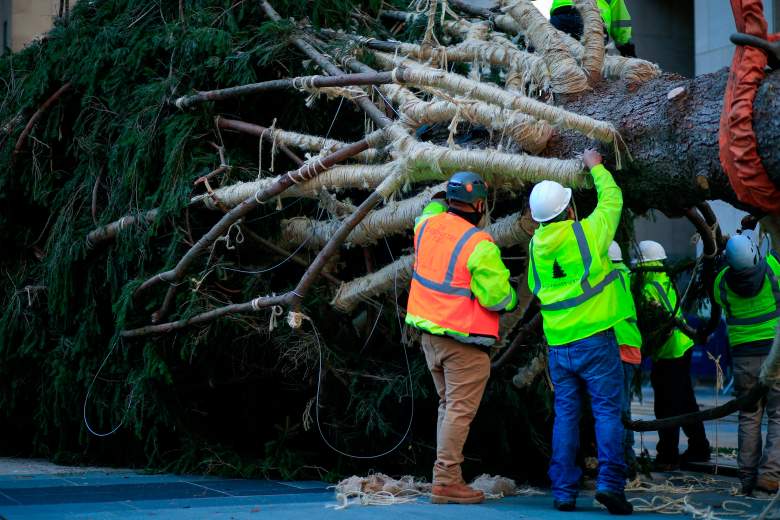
[
  {"xmin": 13, "ymin": 82, "xmax": 73, "ymax": 158},
  {"xmin": 216, "ymin": 117, "xmax": 303, "ymax": 167},
  {"xmin": 174, "ymin": 69, "xmax": 407, "ymax": 109},
  {"xmin": 121, "ymin": 294, "xmax": 288, "ymax": 337},
  {"xmin": 86, "ymin": 209, "xmax": 159, "ymax": 249},
  {"xmin": 134, "ymin": 131, "xmax": 385, "ymax": 300},
  {"xmin": 259, "ymin": 0, "xmax": 392, "ymax": 129}
]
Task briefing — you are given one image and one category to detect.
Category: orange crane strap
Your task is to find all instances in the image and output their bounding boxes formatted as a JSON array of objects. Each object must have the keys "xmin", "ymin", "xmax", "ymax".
[{"xmin": 719, "ymin": 0, "xmax": 780, "ymax": 214}]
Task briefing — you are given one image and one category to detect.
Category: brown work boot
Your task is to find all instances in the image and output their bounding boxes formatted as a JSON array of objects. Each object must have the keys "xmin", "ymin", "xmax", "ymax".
[
  {"xmin": 756, "ymin": 477, "xmax": 779, "ymax": 493},
  {"xmin": 431, "ymin": 483, "xmax": 485, "ymax": 504}
]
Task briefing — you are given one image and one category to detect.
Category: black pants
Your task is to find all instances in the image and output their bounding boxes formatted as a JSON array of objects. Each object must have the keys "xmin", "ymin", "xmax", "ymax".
[
  {"xmin": 650, "ymin": 349, "xmax": 710, "ymax": 463},
  {"xmin": 550, "ymin": 8, "xmax": 583, "ymax": 40}
]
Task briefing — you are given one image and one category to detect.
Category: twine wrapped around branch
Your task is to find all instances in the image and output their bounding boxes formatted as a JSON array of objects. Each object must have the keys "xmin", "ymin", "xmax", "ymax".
[
  {"xmin": 557, "ymin": 30, "xmax": 661, "ymax": 83},
  {"xmin": 573, "ymin": 0, "xmax": 605, "ymax": 81},
  {"xmin": 442, "ymin": 18, "xmax": 552, "ymax": 93},
  {"xmin": 392, "ymin": 137, "xmax": 589, "ymax": 190},
  {"xmin": 502, "ymin": 0, "xmax": 588, "ymax": 93},
  {"xmin": 267, "ymin": 128, "xmax": 381, "ymax": 162},
  {"xmin": 193, "ymin": 163, "xmax": 399, "ymax": 208},
  {"xmin": 282, "ymin": 182, "xmax": 447, "ymax": 248},
  {"xmin": 374, "ymin": 53, "xmax": 621, "ymax": 149},
  {"xmin": 382, "ymin": 84, "xmax": 552, "ymax": 153},
  {"xmin": 367, "ymin": 37, "xmax": 550, "ymax": 93}
]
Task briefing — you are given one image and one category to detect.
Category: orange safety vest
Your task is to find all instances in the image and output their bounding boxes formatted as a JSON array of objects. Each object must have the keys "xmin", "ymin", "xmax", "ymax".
[{"xmin": 407, "ymin": 212, "xmax": 500, "ymax": 339}]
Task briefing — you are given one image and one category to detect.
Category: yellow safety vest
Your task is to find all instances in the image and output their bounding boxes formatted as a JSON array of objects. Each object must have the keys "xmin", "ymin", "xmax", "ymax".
[
  {"xmin": 613, "ymin": 262, "xmax": 642, "ymax": 349},
  {"xmin": 639, "ymin": 263, "xmax": 693, "ymax": 360},
  {"xmin": 550, "ymin": 0, "xmax": 632, "ymax": 45},
  {"xmin": 713, "ymin": 252, "xmax": 780, "ymax": 348}
]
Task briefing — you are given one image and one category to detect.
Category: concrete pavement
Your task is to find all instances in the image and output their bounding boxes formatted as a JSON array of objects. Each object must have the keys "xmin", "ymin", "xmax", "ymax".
[{"xmin": 0, "ymin": 459, "xmax": 775, "ymax": 519}]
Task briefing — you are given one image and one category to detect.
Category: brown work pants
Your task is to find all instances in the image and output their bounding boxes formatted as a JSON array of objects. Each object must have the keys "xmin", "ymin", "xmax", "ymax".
[{"xmin": 421, "ymin": 333, "xmax": 490, "ymax": 486}]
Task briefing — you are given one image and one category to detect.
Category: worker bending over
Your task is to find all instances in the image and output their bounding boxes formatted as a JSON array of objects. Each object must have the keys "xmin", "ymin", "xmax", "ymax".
[
  {"xmin": 714, "ymin": 234, "xmax": 780, "ymax": 495},
  {"xmin": 609, "ymin": 241, "xmax": 642, "ymax": 476},
  {"xmin": 528, "ymin": 149, "xmax": 632, "ymax": 515},
  {"xmin": 549, "ymin": 0, "xmax": 636, "ymax": 57},
  {"xmin": 636, "ymin": 240, "xmax": 710, "ymax": 471},
  {"xmin": 406, "ymin": 171, "xmax": 517, "ymax": 504}
]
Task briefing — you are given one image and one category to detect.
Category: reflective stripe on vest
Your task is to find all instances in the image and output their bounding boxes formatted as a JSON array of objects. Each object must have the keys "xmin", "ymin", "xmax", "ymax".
[
  {"xmin": 651, "ymin": 281, "xmax": 675, "ymax": 313},
  {"xmin": 486, "ymin": 291, "xmax": 514, "ymax": 311},
  {"xmin": 412, "ymin": 219, "xmax": 478, "ymax": 298},
  {"xmin": 531, "ymin": 221, "xmax": 621, "ymax": 311},
  {"xmin": 719, "ymin": 268, "xmax": 780, "ymax": 326}
]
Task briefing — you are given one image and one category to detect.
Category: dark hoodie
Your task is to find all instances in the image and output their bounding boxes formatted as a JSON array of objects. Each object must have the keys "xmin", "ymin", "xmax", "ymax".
[{"xmin": 725, "ymin": 258, "xmax": 773, "ymax": 356}]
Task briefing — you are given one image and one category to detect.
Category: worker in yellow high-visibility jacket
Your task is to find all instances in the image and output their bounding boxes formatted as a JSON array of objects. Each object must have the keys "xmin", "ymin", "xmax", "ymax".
[
  {"xmin": 714, "ymin": 234, "xmax": 780, "ymax": 495},
  {"xmin": 549, "ymin": 0, "xmax": 636, "ymax": 57},
  {"xmin": 636, "ymin": 240, "xmax": 710, "ymax": 471},
  {"xmin": 527, "ymin": 149, "xmax": 632, "ymax": 515},
  {"xmin": 608, "ymin": 241, "xmax": 642, "ymax": 477}
]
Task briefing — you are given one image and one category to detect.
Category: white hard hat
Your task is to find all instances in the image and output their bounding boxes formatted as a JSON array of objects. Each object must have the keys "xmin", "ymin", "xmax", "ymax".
[
  {"xmin": 637, "ymin": 240, "xmax": 667, "ymax": 263},
  {"xmin": 529, "ymin": 180, "xmax": 572, "ymax": 223},
  {"xmin": 608, "ymin": 241, "xmax": 623, "ymax": 262},
  {"xmin": 725, "ymin": 234, "xmax": 759, "ymax": 271}
]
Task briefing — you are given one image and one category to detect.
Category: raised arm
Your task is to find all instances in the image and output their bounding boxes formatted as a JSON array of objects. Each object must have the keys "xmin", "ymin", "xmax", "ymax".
[{"xmin": 582, "ymin": 149, "xmax": 624, "ymax": 256}]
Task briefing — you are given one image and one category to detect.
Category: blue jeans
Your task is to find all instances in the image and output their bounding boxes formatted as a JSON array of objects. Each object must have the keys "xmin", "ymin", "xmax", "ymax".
[
  {"xmin": 622, "ymin": 362, "xmax": 639, "ymax": 467},
  {"xmin": 549, "ymin": 330, "xmax": 627, "ymax": 502}
]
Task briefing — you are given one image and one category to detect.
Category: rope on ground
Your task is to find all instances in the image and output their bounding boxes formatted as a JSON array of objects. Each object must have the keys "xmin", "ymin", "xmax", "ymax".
[
  {"xmin": 329, "ymin": 473, "xmax": 542, "ymax": 509},
  {"xmin": 625, "ymin": 475, "xmax": 760, "ymax": 518},
  {"xmin": 757, "ymin": 487, "xmax": 780, "ymax": 520},
  {"xmin": 628, "ymin": 495, "xmax": 751, "ymax": 518}
]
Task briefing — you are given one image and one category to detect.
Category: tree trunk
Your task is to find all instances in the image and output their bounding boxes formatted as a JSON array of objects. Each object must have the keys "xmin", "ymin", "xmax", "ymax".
[{"xmin": 550, "ymin": 68, "xmax": 780, "ymax": 216}]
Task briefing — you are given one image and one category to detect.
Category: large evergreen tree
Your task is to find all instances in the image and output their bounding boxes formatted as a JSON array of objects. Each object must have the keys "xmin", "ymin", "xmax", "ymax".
[{"xmin": 0, "ymin": 0, "xmax": 777, "ymax": 481}]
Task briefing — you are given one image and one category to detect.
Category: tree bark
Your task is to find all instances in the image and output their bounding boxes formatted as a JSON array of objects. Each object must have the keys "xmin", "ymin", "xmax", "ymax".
[{"xmin": 550, "ymin": 69, "xmax": 780, "ymax": 216}]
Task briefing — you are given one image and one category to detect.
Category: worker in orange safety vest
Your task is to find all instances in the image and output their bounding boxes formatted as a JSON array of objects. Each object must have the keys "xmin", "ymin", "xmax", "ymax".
[{"xmin": 406, "ymin": 171, "xmax": 517, "ymax": 505}]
